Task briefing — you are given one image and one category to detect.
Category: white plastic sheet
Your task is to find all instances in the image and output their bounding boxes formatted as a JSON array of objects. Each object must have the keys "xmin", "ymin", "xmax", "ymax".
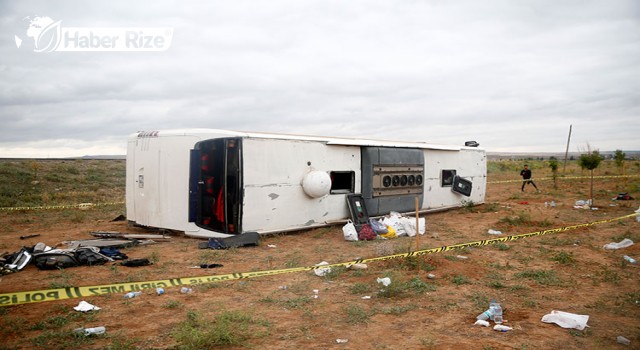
[
  {"xmin": 73, "ymin": 300, "xmax": 101, "ymax": 312},
  {"xmin": 603, "ymin": 238, "xmax": 634, "ymax": 250},
  {"xmin": 541, "ymin": 310, "xmax": 589, "ymax": 330}
]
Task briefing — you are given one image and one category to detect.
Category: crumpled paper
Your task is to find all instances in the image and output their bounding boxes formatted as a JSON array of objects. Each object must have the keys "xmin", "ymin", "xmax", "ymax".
[
  {"xmin": 541, "ymin": 310, "xmax": 589, "ymax": 330},
  {"xmin": 73, "ymin": 300, "xmax": 101, "ymax": 312}
]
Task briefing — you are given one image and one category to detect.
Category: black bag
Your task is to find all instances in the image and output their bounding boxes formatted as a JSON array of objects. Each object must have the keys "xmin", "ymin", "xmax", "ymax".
[
  {"xmin": 34, "ymin": 252, "xmax": 79, "ymax": 270},
  {"xmin": 75, "ymin": 247, "xmax": 112, "ymax": 266},
  {"xmin": 120, "ymin": 258, "xmax": 152, "ymax": 267}
]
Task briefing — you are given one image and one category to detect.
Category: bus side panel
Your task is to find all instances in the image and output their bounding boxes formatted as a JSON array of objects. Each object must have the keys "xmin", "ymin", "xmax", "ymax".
[
  {"xmin": 423, "ymin": 149, "xmax": 486, "ymax": 209},
  {"xmin": 241, "ymin": 138, "xmax": 361, "ymax": 232},
  {"xmin": 126, "ymin": 134, "xmax": 202, "ymax": 232}
]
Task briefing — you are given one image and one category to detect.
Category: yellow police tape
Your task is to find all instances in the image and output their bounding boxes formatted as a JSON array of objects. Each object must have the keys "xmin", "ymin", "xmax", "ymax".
[
  {"xmin": 488, "ymin": 174, "xmax": 640, "ymax": 184},
  {"xmin": 1, "ymin": 212, "xmax": 638, "ymax": 307},
  {"xmin": 0, "ymin": 202, "xmax": 124, "ymax": 211}
]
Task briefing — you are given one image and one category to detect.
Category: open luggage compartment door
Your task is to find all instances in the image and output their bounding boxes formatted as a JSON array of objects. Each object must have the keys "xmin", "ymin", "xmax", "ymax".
[{"xmin": 452, "ymin": 175, "xmax": 473, "ymax": 197}]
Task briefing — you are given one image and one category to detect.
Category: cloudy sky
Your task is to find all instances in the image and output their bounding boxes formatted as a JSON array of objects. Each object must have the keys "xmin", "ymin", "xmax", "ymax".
[{"xmin": 1, "ymin": 0, "xmax": 639, "ymax": 157}]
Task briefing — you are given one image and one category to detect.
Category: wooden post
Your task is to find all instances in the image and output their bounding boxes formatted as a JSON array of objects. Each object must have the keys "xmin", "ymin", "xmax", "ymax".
[{"xmin": 415, "ymin": 196, "xmax": 420, "ymax": 251}]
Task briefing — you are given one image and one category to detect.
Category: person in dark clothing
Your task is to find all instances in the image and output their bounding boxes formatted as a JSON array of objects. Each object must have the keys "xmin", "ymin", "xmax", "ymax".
[{"xmin": 520, "ymin": 164, "xmax": 539, "ymax": 192}]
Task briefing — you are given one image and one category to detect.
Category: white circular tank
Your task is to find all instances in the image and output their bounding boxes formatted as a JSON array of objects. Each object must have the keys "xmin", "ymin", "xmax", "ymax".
[{"xmin": 302, "ymin": 171, "xmax": 331, "ymax": 198}]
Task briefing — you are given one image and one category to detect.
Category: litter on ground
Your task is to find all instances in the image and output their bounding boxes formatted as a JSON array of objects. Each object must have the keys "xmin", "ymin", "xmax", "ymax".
[
  {"xmin": 603, "ymin": 238, "xmax": 634, "ymax": 250},
  {"xmin": 541, "ymin": 310, "xmax": 589, "ymax": 330}
]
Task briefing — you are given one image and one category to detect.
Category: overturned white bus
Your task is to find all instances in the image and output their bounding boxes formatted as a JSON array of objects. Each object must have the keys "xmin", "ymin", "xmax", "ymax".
[{"xmin": 126, "ymin": 129, "xmax": 486, "ymax": 238}]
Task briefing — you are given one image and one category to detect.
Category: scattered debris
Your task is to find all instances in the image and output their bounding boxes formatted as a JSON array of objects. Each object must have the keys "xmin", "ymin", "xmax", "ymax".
[
  {"xmin": 99, "ymin": 247, "xmax": 128, "ymax": 260},
  {"xmin": 123, "ymin": 291, "xmax": 142, "ymax": 299},
  {"xmin": 267, "ymin": 244, "xmax": 277, "ymax": 248},
  {"xmin": 313, "ymin": 261, "xmax": 331, "ymax": 277},
  {"xmin": 474, "ymin": 320, "xmax": 490, "ymax": 327},
  {"xmin": 19, "ymin": 234, "xmax": 41, "ymax": 240},
  {"xmin": 603, "ymin": 238, "xmax": 634, "ymax": 250},
  {"xmin": 2, "ymin": 248, "xmax": 32, "ymax": 273},
  {"xmin": 573, "ymin": 199, "xmax": 596, "ymax": 210},
  {"xmin": 493, "ymin": 325, "xmax": 512, "ymax": 332},
  {"xmin": 456, "ymin": 255, "xmax": 468, "ymax": 260},
  {"xmin": 361, "ymin": 296, "xmax": 371, "ymax": 300},
  {"xmin": 91, "ymin": 231, "xmax": 171, "ymax": 240},
  {"xmin": 73, "ymin": 326, "xmax": 106, "ymax": 336},
  {"xmin": 487, "ymin": 229, "xmax": 502, "ymax": 235},
  {"xmin": 613, "ymin": 193, "xmax": 634, "ymax": 200},
  {"xmin": 336, "ymin": 339, "xmax": 349, "ymax": 344},
  {"xmin": 476, "ymin": 309, "xmax": 493, "ymax": 321},
  {"xmin": 347, "ymin": 263, "xmax": 368, "ymax": 270},
  {"xmin": 73, "ymin": 301, "xmax": 101, "ymax": 312},
  {"xmin": 156, "ymin": 288, "xmax": 165, "ymax": 295},
  {"xmin": 64, "ymin": 239, "xmax": 138, "ymax": 249},
  {"xmin": 623, "ymin": 255, "xmax": 637, "ymax": 264},
  {"xmin": 376, "ymin": 277, "xmax": 391, "ymax": 287},
  {"xmin": 617, "ymin": 336, "xmax": 631, "ymax": 346},
  {"xmin": 342, "ymin": 220, "xmax": 358, "ymax": 241},
  {"xmin": 198, "ymin": 232, "xmax": 260, "ymax": 249},
  {"xmin": 189, "ymin": 263, "xmax": 223, "ymax": 269},
  {"xmin": 120, "ymin": 258, "xmax": 152, "ymax": 267},
  {"xmin": 180, "ymin": 287, "xmax": 193, "ymax": 294},
  {"xmin": 541, "ymin": 310, "xmax": 589, "ymax": 330},
  {"xmin": 382, "ymin": 211, "xmax": 426, "ymax": 237},
  {"xmin": 427, "ymin": 273, "xmax": 436, "ymax": 279}
]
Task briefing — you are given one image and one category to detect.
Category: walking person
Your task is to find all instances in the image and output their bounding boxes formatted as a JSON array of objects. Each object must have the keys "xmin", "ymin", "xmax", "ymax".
[{"xmin": 520, "ymin": 164, "xmax": 539, "ymax": 192}]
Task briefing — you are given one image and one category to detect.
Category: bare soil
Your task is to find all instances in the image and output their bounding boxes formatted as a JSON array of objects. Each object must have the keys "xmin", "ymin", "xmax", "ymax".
[{"xmin": 1, "ymin": 176, "xmax": 639, "ymax": 349}]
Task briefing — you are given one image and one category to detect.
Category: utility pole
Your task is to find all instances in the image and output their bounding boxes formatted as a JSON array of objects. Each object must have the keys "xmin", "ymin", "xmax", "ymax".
[{"xmin": 563, "ymin": 125, "xmax": 572, "ymax": 174}]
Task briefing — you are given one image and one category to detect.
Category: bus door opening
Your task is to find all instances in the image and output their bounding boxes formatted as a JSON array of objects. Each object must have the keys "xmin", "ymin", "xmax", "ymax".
[{"xmin": 190, "ymin": 138, "xmax": 242, "ymax": 234}]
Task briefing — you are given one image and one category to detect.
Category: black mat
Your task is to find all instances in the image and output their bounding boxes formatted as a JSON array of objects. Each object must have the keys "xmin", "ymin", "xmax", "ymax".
[{"xmin": 198, "ymin": 232, "xmax": 260, "ymax": 249}]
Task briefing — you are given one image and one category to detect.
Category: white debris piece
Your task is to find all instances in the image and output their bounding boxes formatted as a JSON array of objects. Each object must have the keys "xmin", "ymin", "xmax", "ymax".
[
  {"xmin": 73, "ymin": 301, "xmax": 101, "ymax": 312},
  {"xmin": 541, "ymin": 310, "xmax": 589, "ymax": 330}
]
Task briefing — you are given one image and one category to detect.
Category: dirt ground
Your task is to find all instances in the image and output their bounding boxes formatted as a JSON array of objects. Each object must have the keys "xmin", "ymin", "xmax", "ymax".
[{"xmin": 1, "ymin": 176, "xmax": 639, "ymax": 349}]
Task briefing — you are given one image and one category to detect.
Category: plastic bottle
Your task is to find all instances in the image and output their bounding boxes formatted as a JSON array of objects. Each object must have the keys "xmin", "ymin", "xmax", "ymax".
[
  {"xmin": 623, "ymin": 255, "xmax": 637, "ymax": 264},
  {"xmin": 617, "ymin": 336, "xmax": 631, "ymax": 345},
  {"xmin": 476, "ymin": 309, "xmax": 493, "ymax": 321},
  {"xmin": 74, "ymin": 326, "xmax": 106, "ymax": 336},
  {"xmin": 490, "ymin": 300, "xmax": 503, "ymax": 324},
  {"xmin": 123, "ymin": 291, "xmax": 142, "ymax": 299},
  {"xmin": 156, "ymin": 287, "xmax": 165, "ymax": 295},
  {"xmin": 180, "ymin": 287, "xmax": 193, "ymax": 294}
]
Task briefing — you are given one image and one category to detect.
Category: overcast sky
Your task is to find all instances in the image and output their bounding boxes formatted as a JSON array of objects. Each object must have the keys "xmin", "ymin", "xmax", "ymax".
[{"xmin": 1, "ymin": 0, "xmax": 639, "ymax": 157}]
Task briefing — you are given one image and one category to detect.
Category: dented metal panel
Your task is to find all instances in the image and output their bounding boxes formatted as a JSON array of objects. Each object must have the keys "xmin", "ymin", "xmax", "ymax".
[{"xmin": 241, "ymin": 138, "xmax": 360, "ymax": 233}]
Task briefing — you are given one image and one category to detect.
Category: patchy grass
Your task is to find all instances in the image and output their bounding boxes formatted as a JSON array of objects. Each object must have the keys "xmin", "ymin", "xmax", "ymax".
[
  {"xmin": 171, "ymin": 310, "xmax": 270, "ymax": 348},
  {"xmin": 515, "ymin": 270, "xmax": 564, "ymax": 286}
]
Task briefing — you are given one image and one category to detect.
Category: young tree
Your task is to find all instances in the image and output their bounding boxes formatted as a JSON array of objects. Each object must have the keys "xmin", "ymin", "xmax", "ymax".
[
  {"xmin": 578, "ymin": 146, "xmax": 603, "ymax": 207},
  {"xmin": 614, "ymin": 149, "xmax": 626, "ymax": 175},
  {"xmin": 548, "ymin": 157, "xmax": 559, "ymax": 189}
]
